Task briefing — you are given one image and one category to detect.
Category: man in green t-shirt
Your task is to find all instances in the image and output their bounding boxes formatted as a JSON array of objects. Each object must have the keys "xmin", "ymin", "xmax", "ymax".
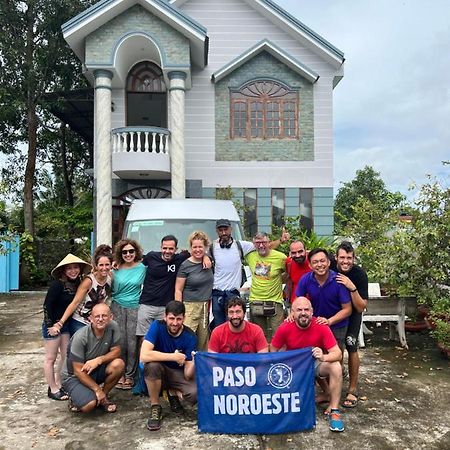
[{"xmin": 245, "ymin": 231, "xmax": 287, "ymax": 341}]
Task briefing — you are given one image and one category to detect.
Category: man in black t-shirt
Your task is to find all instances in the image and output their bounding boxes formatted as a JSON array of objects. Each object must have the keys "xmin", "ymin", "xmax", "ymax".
[
  {"xmin": 136, "ymin": 235, "xmax": 189, "ymax": 337},
  {"xmin": 334, "ymin": 241, "xmax": 368, "ymax": 409}
]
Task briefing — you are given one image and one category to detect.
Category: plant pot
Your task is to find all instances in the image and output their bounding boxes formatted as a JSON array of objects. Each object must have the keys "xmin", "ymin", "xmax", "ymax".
[{"xmin": 405, "ymin": 320, "xmax": 428, "ymax": 332}]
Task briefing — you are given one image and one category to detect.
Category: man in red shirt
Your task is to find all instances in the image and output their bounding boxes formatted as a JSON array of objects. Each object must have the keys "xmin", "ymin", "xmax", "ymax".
[
  {"xmin": 270, "ymin": 297, "xmax": 345, "ymax": 432},
  {"xmin": 284, "ymin": 240, "xmax": 311, "ymax": 303},
  {"xmin": 208, "ymin": 297, "xmax": 268, "ymax": 354}
]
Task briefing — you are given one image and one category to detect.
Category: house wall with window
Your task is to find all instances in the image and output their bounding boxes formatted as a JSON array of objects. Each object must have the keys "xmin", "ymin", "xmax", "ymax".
[
  {"xmin": 63, "ymin": 0, "xmax": 341, "ymax": 240},
  {"xmin": 180, "ymin": 0, "xmax": 339, "ymax": 236},
  {"xmin": 215, "ymin": 51, "xmax": 314, "ymax": 161}
]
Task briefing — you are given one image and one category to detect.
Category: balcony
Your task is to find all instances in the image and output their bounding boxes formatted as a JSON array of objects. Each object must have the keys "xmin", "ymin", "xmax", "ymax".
[{"xmin": 111, "ymin": 126, "xmax": 171, "ymax": 180}]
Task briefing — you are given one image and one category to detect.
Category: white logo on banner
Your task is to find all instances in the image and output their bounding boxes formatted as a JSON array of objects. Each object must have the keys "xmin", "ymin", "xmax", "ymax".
[{"xmin": 267, "ymin": 363, "xmax": 292, "ymax": 389}]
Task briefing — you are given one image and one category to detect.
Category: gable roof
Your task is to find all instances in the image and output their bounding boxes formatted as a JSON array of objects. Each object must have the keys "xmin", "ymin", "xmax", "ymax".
[
  {"xmin": 62, "ymin": 0, "xmax": 208, "ymax": 67},
  {"xmin": 171, "ymin": 0, "xmax": 344, "ymax": 67},
  {"xmin": 212, "ymin": 40, "xmax": 319, "ymax": 84}
]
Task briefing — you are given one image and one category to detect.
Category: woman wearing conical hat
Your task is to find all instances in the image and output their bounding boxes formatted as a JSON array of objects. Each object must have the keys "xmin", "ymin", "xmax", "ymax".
[
  {"xmin": 53, "ymin": 245, "xmax": 113, "ymax": 336},
  {"xmin": 42, "ymin": 253, "xmax": 91, "ymax": 401}
]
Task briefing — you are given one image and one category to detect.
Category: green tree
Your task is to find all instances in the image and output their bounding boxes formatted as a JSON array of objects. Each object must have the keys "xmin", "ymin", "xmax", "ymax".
[
  {"xmin": 271, "ymin": 216, "xmax": 336, "ymax": 255},
  {"xmin": 334, "ymin": 166, "xmax": 404, "ymax": 233},
  {"xmin": 0, "ymin": 0, "xmax": 94, "ymax": 234}
]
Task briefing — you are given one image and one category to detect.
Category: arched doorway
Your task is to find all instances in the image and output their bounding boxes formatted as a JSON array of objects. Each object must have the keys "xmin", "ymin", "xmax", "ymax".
[
  {"xmin": 112, "ymin": 186, "xmax": 171, "ymax": 244},
  {"xmin": 126, "ymin": 61, "xmax": 167, "ymax": 127}
]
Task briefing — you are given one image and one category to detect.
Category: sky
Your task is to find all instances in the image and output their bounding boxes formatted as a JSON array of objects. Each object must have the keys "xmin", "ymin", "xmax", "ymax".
[{"xmin": 277, "ymin": 0, "xmax": 450, "ymax": 198}]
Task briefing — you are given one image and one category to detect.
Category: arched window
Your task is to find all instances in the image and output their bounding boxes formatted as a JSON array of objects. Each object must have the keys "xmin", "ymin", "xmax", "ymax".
[
  {"xmin": 126, "ymin": 61, "xmax": 167, "ymax": 127},
  {"xmin": 230, "ymin": 80, "xmax": 298, "ymax": 140},
  {"xmin": 127, "ymin": 61, "xmax": 166, "ymax": 92}
]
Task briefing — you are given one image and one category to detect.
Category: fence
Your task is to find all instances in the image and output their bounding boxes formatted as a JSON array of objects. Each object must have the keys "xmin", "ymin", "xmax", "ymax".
[{"xmin": 0, "ymin": 236, "xmax": 20, "ymax": 293}]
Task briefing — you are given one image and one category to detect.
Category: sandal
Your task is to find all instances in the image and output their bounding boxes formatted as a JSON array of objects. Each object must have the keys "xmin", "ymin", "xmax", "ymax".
[
  {"xmin": 48, "ymin": 387, "xmax": 69, "ymax": 401},
  {"xmin": 68, "ymin": 399, "xmax": 80, "ymax": 413},
  {"xmin": 99, "ymin": 398, "xmax": 117, "ymax": 413},
  {"xmin": 121, "ymin": 378, "xmax": 134, "ymax": 390},
  {"xmin": 342, "ymin": 392, "xmax": 358, "ymax": 408}
]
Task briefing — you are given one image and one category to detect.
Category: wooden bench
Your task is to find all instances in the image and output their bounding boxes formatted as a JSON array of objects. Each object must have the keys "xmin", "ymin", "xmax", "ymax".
[{"xmin": 359, "ymin": 296, "xmax": 417, "ymax": 349}]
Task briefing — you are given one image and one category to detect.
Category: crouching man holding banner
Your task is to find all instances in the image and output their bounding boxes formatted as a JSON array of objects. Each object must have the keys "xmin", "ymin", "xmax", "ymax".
[
  {"xmin": 270, "ymin": 297, "xmax": 345, "ymax": 432},
  {"xmin": 140, "ymin": 301, "xmax": 197, "ymax": 431},
  {"xmin": 196, "ymin": 299, "xmax": 316, "ymax": 434}
]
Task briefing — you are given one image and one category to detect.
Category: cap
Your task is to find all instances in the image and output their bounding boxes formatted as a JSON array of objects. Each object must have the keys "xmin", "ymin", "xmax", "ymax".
[{"xmin": 216, "ymin": 219, "xmax": 231, "ymax": 228}]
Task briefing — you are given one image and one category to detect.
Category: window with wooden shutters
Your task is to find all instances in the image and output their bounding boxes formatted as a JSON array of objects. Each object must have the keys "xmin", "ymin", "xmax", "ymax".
[{"xmin": 230, "ymin": 80, "xmax": 298, "ymax": 140}]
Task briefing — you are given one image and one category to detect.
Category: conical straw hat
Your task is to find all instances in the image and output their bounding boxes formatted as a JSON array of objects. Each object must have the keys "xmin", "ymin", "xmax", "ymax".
[{"xmin": 51, "ymin": 253, "xmax": 92, "ymax": 279}]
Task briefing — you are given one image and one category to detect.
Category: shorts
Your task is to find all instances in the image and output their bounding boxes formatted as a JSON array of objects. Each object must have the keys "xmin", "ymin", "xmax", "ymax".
[
  {"xmin": 136, "ymin": 304, "xmax": 165, "ymax": 336},
  {"xmin": 345, "ymin": 312, "xmax": 362, "ymax": 353},
  {"xmin": 315, "ymin": 359, "xmax": 327, "ymax": 379},
  {"xmin": 42, "ymin": 322, "xmax": 69, "ymax": 340},
  {"xmin": 62, "ymin": 365, "xmax": 107, "ymax": 409},
  {"xmin": 331, "ymin": 325, "xmax": 348, "ymax": 349},
  {"xmin": 68, "ymin": 318, "xmax": 87, "ymax": 336}
]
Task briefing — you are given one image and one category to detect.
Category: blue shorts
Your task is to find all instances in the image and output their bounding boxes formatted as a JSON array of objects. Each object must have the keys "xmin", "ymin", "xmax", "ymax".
[
  {"xmin": 42, "ymin": 322, "xmax": 70, "ymax": 340},
  {"xmin": 68, "ymin": 318, "xmax": 86, "ymax": 336}
]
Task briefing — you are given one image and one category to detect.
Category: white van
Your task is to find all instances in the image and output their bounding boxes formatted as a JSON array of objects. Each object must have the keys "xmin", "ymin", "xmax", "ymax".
[{"xmin": 123, "ymin": 199, "xmax": 244, "ymax": 252}]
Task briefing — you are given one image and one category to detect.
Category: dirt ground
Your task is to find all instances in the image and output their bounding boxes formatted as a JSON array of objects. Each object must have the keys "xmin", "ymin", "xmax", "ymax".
[{"xmin": 0, "ymin": 292, "xmax": 449, "ymax": 450}]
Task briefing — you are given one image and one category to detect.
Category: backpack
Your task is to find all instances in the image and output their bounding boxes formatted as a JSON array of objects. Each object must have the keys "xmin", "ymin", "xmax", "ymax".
[{"xmin": 210, "ymin": 239, "xmax": 247, "ymax": 287}]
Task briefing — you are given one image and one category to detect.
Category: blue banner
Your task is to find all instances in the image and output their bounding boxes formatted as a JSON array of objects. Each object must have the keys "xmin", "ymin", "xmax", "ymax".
[{"xmin": 196, "ymin": 348, "xmax": 315, "ymax": 434}]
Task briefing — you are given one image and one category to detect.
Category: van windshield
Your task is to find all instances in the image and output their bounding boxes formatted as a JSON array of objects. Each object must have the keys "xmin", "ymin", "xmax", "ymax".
[{"xmin": 125, "ymin": 219, "xmax": 243, "ymax": 253}]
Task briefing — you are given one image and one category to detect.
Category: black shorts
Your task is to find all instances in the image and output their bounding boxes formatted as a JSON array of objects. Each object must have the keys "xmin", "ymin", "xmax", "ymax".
[{"xmin": 345, "ymin": 312, "xmax": 362, "ymax": 353}]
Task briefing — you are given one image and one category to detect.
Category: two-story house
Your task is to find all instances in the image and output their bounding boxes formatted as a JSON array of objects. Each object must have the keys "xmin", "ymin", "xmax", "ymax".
[{"xmin": 62, "ymin": 0, "xmax": 344, "ymax": 244}]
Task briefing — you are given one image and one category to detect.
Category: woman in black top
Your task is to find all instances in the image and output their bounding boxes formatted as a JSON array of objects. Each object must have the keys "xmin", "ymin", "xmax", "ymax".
[{"xmin": 42, "ymin": 254, "xmax": 91, "ymax": 400}]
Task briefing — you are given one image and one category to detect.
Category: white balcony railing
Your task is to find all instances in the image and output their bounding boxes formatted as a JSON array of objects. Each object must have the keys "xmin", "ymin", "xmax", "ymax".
[{"xmin": 112, "ymin": 126, "xmax": 170, "ymax": 154}]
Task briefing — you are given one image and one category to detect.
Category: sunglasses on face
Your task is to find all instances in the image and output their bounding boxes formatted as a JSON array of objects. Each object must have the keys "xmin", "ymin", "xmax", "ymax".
[{"xmin": 122, "ymin": 248, "xmax": 136, "ymax": 255}]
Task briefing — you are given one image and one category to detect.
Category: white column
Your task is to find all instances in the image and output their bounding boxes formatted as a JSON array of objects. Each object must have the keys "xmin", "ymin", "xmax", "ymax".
[
  {"xmin": 93, "ymin": 70, "xmax": 113, "ymax": 247},
  {"xmin": 168, "ymin": 71, "xmax": 186, "ymax": 198}
]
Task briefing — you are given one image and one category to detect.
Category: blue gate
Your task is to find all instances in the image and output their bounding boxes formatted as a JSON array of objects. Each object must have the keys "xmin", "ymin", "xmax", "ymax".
[{"xmin": 0, "ymin": 236, "xmax": 20, "ymax": 293}]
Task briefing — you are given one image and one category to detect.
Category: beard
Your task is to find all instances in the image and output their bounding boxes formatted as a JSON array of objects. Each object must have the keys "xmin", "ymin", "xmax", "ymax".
[
  {"xmin": 219, "ymin": 236, "xmax": 232, "ymax": 246},
  {"xmin": 296, "ymin": 315, "xmax": 311, "ymax": 328},
  {"xmin": 292, "ymin": 256, "xmax": 306, "ymax": 264},
  {"xmin": 230, "ymin": 317, "xmax": 244, "ymax": 329}
]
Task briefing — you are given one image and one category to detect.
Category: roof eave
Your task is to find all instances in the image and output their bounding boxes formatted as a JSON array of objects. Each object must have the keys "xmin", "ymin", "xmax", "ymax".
[
  {"xmin": 212, "ymin": 40, "xmax": 319, "ymax": 84},
  {"xmin": 62, "ymin": 0, "xmax": 208, "ymax": 67}
]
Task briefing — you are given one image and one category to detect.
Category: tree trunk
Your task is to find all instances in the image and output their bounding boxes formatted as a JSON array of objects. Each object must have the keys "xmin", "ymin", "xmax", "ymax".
[
  {"xmin": 60, "ymin": 122, "xmax": 74, "ymax": 206},
  {"xmin": 23, "ymin": 0, "xmax": 37, "ymax": 237}
]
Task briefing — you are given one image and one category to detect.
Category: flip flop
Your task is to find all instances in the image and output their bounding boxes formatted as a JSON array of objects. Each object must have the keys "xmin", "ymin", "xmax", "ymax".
[{"xmin": 342, "ymin": 392, "xmax": 358, "ymax": 408}]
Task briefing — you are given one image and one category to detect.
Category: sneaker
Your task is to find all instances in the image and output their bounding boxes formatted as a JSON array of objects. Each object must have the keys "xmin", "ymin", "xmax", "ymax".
[
  {"xmin": 168, "ymin": 394, "xmax": 184, "ymax": 413},
  {"xmin": 329, "ymin": 409, "xmax": 345, "ymax": 432},
  {"xmin": 147, "ymin": 404, "xmax": 163, "ymax": 431}
]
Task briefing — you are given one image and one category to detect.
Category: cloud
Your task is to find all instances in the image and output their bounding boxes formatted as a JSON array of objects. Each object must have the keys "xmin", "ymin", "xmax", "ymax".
[{"xmin": 278, "ymin": 0, "xmax": 450, "ymax": 197}]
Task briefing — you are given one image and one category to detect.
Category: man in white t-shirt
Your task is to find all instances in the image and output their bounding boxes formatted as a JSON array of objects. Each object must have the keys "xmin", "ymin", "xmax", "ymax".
[
  {"xmin": 210, "ymin": 219, "xmax": 254, "ymax": 331},
  {"xmin": 210, "ymin": 219, "xmax": 289, "ymax": 331}
]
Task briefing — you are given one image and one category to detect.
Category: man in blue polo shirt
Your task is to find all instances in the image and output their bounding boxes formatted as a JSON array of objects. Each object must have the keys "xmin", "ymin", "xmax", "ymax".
[
  {"xmin": 295, "ymin": 248, "xmax": 352, "ymax": 411},
  {"xmin": 295, "ymin": 248, "xmax": 352, "ymax": 348},
  {"xmin": 140, "ymin": 301, "xmax": 197, "ymax": 431}
]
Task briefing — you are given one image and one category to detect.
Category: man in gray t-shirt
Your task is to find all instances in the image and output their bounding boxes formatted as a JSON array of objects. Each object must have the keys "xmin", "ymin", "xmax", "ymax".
[{"xmin": 62, "ymin": 304, "xmax": 124, "ymax": 413}]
